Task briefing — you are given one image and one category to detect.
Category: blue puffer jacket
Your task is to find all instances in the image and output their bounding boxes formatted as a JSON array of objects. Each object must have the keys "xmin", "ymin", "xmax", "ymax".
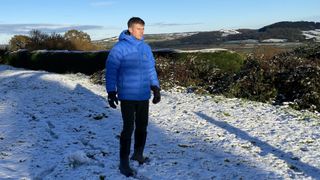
[{"xmin": 105, "ymin": 30, "xmax": 160, "ymax": 101}]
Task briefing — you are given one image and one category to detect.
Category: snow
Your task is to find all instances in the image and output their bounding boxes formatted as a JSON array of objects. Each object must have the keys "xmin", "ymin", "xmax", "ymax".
[
  {"xmin": 226, "ymin": 39, "xmax": 259, "ymax": 44},
  {"xmin": 1, "ymin": 65, "xmax": 320, "ymax": 179},
  {"xmin": 175, "ymin": 48, "xmax": 230, "ymax": 53},
  {"xmin": 146, "ymin": 32, "xmax": 199, "ymax": 41},
  {"xmin": 302, "ymin": 29, "xmax": 320, "ymax": 42},
  {"xmin": 152, "ymin": 48, "xmax": 230, "ymax": 53},
  {"xmin": 261, "ymin": 39, "xmax": 288, "ymax": 43},
  {"xmin": 219, "ymin": 29, "xmax": 241, "ymax": 37},
  {"xmin": 103, "ymin": 36, "xmax": 118, "ymax": 42},
  {"xmin": 159, "ymin": 32, "xmax": 199, "ymax": 41}
]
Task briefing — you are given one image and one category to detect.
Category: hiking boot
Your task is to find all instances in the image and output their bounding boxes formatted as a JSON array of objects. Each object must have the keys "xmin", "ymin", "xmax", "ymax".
[
  {"xmin": 119, "ymin": 159, "xmax": 135, "ymax": 177},
  {"xmin": 130, "ymin": 153, "xmax": 150, "ymax": 165}
]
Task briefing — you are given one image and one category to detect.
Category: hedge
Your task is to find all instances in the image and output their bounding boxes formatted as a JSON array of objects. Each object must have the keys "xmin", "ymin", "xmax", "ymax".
[{"xmin": 4, "ymin": 50, "xmax": 108, "ymax": 75}]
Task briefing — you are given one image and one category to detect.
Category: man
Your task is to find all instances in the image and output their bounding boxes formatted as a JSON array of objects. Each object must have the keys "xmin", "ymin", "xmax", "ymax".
[{"xmin": 105, "ymin": 17, "xmax": 161, "ymax": 177}]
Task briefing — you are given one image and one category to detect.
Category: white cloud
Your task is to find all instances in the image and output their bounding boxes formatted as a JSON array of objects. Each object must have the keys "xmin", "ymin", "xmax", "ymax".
[{"xmin": 0, "ymin": 23, "xmax": 104, "ymax": 35}]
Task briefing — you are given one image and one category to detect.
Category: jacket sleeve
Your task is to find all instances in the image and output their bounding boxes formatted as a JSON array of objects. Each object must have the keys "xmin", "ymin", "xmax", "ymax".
[
  {"xmin": 105, "ymin": 48, "xmax": 121, "ymax": 93},
  {"xmin": 148, "ymin": 48, "xmax": 160, "ymax": 88}
]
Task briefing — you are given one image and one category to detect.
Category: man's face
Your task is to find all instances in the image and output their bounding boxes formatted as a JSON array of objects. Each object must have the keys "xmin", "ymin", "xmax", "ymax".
[{"xmin": 128, "ymin": 23, "xmax": 144, "ymax": 40}]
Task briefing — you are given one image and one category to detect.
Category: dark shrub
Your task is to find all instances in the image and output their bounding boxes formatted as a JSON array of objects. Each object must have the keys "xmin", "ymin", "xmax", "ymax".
[
  {"xmin": 227, "ymin": 58, "xmax": 277, "ymax": 102},
  {"xmin": 272, "ymin": 43, "xmax": 320, "ymax": 111},
  {"xmin": 4, "ymin": 50, "xmax": 108, "ymax": 75},
  {"xmin": 226, "ymin": 43, "xmax": 320, "ymax": 111},
  {"xmin": 29, "ymin": 50, "xmax": 108, "ymax": 74},
  {"xmin": 4, "ymin": 49, "xmax": 31, "ymax": 68},
  {"xmin": 0, "ymin": 48, "xmax": 8, "ymax": 64},
  {"xmin": 153, "ymin": 50, "xmax": 244, "ymax": 91},
  {"xmin": 276, "ymin": 65, "xmax": 320, "ymax": 110}
]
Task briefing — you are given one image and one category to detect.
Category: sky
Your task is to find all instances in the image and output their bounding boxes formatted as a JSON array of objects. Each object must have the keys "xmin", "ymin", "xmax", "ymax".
[{"xmin": 0, "ymin": 0, "xmax": 320, "ymax": 44}]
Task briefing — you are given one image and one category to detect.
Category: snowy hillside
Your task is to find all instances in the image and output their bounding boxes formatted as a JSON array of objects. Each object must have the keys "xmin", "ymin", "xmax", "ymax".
[
  {"xmin": 95, "ymin": 32, "xmax": 199, "ymax": 44},
  {"xmin": 261, "ymin": 39, "xmax": 288, "ymax": 43},
  {"xmin": 1, "ymin": 65, "xmax": 320, "ymax": 180},
  {"xmin": 303, "ymin": 29, "xmax": 320, "ymax": 42},
  {"xmin": 219, "ymin": 29, "xmax": 241, "ymax": 37}
]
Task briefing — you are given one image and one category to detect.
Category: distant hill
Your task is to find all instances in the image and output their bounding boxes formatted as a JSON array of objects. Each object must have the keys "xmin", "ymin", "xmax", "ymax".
[
  {"xmin": 150, "ymin": 21, "xmax": 320, "ymax": 49},
  {"xmin": 93, "ymin": 21, "xmax": 320, "ymax": 49},
  {"xmin": 93, "ymin": 32, "xmax": 199, "ymax": 49},
  {"xmin": 258, "ymin": 21, "xmax": 320, "ymax": 32}
]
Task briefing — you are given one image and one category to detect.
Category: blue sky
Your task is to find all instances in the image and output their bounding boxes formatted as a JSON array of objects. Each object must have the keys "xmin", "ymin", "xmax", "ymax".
[{"xmin": 0, "ymin": 0, "xmax": 319, "ymax": 44}]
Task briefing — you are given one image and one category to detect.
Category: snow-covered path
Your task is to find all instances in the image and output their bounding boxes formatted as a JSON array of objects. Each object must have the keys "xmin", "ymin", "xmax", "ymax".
[{"xmin": 0, "ymin": 65, "xmax": 320, "ymax": 180}]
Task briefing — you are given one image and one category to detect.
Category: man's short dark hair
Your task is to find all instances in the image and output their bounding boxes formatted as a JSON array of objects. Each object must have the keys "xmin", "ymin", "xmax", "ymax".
[{"xmin": 127, "ymin": 17, "xmax": 145, "ymax": 28}]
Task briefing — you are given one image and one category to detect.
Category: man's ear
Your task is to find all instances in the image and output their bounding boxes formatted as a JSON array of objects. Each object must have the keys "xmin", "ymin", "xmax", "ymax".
[{"xmin": 128, "ymin": 27, "xmax": 133, "ymax": 34}]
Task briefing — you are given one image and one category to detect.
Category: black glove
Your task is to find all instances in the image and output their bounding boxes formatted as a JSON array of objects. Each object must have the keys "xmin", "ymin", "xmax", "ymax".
[
  {"xmin": 108, "ymin": 91, "xmax": 118, "ymax": 109},
  {"xmin": 151, "ymin": 86, "xmax": 161, "ymax": 104}
]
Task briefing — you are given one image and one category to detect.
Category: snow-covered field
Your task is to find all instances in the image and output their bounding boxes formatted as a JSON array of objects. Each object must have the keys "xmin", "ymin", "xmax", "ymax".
[
  {"xmin": 303, "ymin": 29, "xmax": 320, "ymax": 42},
  {"xmin": 1, "ymin": 65, "xmax": 320, "ymax": 180},
  {"xmin": 219, "ymin": 29, "xmax": 240, "ymax": 37},
  {"xmin": 261, "ymin": 39, "xmax": 288, "ymax": 43}
]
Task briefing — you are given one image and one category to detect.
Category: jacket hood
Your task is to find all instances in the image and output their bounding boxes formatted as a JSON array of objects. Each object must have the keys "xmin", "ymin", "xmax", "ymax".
[{"xmin": 119, "ymin": 30, "xmax": 144, "ymax": 45}]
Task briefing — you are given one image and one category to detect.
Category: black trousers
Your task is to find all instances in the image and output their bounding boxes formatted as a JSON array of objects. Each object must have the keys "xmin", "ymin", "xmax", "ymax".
[{"xmin": 120, "ymin": 100, "xmax": 149, "ymax": 159}]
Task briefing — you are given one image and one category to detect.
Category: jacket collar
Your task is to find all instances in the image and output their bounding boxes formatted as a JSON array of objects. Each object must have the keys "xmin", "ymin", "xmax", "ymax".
[{"xmin": 119, "ymin": 30, "xmax": 144, "ymax": 45}]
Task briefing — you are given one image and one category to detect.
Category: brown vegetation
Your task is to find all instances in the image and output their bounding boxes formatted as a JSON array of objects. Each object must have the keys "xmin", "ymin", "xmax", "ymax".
[{"xmin": 8, "ymin": 29, "xmax": 101, "ymax": 51}]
